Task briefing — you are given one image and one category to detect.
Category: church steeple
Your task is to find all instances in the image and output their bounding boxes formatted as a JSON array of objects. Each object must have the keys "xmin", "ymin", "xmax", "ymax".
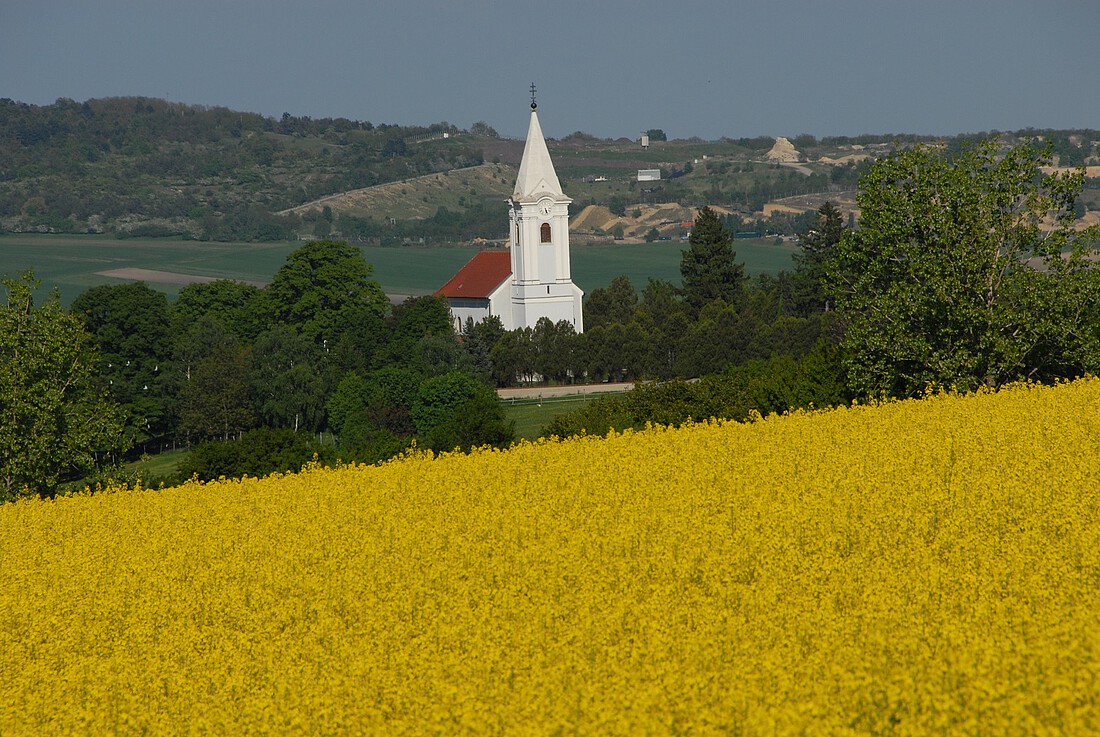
[
  {"xmin": 514, "ymin": 103, "xmax": 564, "ymax": 201},
  {"xmin": 506, "ymin": 90, "xmax": 584, "ymax": 332}
]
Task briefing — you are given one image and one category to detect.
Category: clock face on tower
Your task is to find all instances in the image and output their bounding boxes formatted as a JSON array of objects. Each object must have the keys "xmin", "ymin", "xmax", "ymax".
[{"xmin": 538, "ymin": 200, "xmax": 553, "ymax": 216}]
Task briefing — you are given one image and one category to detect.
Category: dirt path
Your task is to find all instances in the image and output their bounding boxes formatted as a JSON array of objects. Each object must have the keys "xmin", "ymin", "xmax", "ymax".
[
  {"xmin": 498, "ymin": 382, "xmax": 634, "ymax": 400},
  {"xmin": 96, "ymin": 268, "xmax": 267, "ymax": 287}
]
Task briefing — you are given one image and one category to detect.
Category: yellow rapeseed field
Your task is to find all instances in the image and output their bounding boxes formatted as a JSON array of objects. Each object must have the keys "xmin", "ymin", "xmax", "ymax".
[{"xmin": 2, "ymin": 379, "xmax": 1100, "ymax": 735}]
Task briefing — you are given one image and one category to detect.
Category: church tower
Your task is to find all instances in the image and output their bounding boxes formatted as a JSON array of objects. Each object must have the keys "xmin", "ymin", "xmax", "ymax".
[{"xmin": 508, "ymin": 91, "xmax": 584, "ymax": 332}]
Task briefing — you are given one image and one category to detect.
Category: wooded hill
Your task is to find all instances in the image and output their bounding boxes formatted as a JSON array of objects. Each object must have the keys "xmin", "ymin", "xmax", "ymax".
[{"xmin": 2, "ymin": 96, "xmax": 1098, "ymax": 243}]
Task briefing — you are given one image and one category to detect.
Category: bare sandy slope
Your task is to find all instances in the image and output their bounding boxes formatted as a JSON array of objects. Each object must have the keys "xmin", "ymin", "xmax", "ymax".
[
  {"xmin": 570, "ymin": 203, "xmax": 737, "ymax": 240},
  {"xmin": 278, "ymin": 164, "xmax": 514, "ymax": 220}
]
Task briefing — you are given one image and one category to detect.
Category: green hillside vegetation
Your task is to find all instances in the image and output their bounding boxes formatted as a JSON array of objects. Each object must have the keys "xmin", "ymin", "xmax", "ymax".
[
  {"xmin": 0, "ymin": 97, "xmax": 483, "ymax": 241},
  {"xmin": 4, "ymin": 97, "xmax": 1097, "ymax": 247}
]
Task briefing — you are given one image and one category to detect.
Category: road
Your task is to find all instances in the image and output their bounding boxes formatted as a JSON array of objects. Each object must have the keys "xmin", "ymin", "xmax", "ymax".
[{"xmin": 497, "ymin": 382, "xmax": 634, "ymax": 400}]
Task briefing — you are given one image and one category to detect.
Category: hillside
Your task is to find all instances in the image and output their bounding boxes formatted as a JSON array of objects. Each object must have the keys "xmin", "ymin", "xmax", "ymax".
[
  {"xmin": 279, "ymin": 162, "xmax": 515, "ymax": 223},
  {"xmin": 1, "ymin": 97, "xmax": 1098, "ymax": 244},
  {"xmin": 0, "ymin": 97, "xmax": 484, "ymax": 241}
]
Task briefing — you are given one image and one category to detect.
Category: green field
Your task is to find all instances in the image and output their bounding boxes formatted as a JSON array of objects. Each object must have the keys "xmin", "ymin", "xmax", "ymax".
[
  {"xmin": 123, "ymin": 449, "xmax": 190, "ymax": 486},
  {"xmin": 501, "ymin": 393, "xmax": 606, "ymax": 440},
  {"xmin": 0, "ymin": 234, "xmax": 796, "ymax": 305}
]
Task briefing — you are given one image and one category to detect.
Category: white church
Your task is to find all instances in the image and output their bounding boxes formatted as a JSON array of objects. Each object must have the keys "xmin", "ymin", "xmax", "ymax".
[{"xmin": 435, "ymin": 96, "xmax": 584, "ymax": 333}]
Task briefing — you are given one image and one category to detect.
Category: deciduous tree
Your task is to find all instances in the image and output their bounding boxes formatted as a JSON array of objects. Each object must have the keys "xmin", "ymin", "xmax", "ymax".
[
  {"xmin": 70, "ymin": 282, "xmax": 173, "ymax": 444},
  {"xmin": 583, "ymin": 275, "xmax": 638, "ymax": 330},
  {"xmin": 265, "ymin": 240, "xmax": 389, "ymax": 344},
  {"xmin": 1, "ymin": 273, "xmax": 125, "ymax": 499},
  {"xmin": 248, "ymin": 326, "xmax": 325, "ymax": 432},
  {"xmin": 178, "ymin": 343, "xmax": 255, "ymax": 441},
  {"xmin": 829, "ymin": 140, "xmax": 1100, "ymax": 397}
]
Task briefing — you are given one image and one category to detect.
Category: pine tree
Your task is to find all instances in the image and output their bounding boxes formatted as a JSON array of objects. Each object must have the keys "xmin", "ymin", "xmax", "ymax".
[
  {"xmin": 792, "ymin": 201, "xmax": 846, "ymax": 313},
  {"xmin": 680, "ymin": 206, "xmax": 745, "ymax": 314}
]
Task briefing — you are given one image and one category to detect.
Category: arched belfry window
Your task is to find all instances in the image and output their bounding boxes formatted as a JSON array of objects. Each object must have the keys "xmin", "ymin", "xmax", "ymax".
[{"xmin": 540, "ymin": 222, "xmax": 552, "ymax": 243}]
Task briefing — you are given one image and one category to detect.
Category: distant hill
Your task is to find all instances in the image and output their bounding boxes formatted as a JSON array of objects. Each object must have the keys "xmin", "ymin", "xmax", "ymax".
[
  {"xmin": 1, "ymin": 97, "xmax": 1097, "ymax": 244},
  {"xmin": 0, "ymin": 97, "xmax": 484, "ymax": 242}
]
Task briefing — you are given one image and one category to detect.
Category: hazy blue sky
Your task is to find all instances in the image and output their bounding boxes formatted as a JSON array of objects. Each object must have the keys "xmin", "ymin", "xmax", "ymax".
[{"xmin": 2, "ymin": 0, "xmax": 1097, "ymax": 140}]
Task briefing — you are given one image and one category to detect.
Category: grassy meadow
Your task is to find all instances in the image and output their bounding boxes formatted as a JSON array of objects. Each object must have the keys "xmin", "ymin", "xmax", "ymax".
[
  {"xmin": 0, "ymin": 233, "xmax": 795, "ymax": 305},
  {"xmin": 501, "ymin": 393, "xmax": 604, "ymax": 440},
  {"xmin": 3, "ymin": 379, "xmax": 1099, "ymax": 733}
]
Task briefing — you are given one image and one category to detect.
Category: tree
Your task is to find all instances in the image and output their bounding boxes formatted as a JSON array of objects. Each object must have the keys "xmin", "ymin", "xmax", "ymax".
[
  {"xmin": 645, "ymin": 129, "xmax": 667, "ymax": 142},
  {"xmin": 411, "ymin": 371, "xmax": 513, "ymax": 452},
  {"xmin": 464, "ymin": 315, "xmax": 505, "ymax": 384},
  {"xmin": 264, "ymin": 240, "xmax": 389, "ymax": 344},
  {"xmin": 792, "ymin": 201, "xmax": 846, "ymax": 314},
  {"xmin": 470, "ymin": 121, "xmax": 499, "ymax": 138},
  {"xmin": 1, "ymin": 273, "xmax": 125, "ymax": 499},
  {"xmin": 680, "ymin": 206, "xmax": 745, "ymax": 314},
  {"xmin": 828, "ymin": 140, "xmax": 1100, "ymax": 398},
  {"xmin": 178, "ymin": 343, "xmax": 255, "ymax": 441},
  {"xmin": 179, "ymin": 428, "xmax": 332, "ymax": 482},
  {"xmin": 489, "ymin": 328, "xmax": 535, "ymax": 386},
  {"xmin": 583, "ymin": 275, "xmax": 637, "ymax": 330},
  {"xmin": 171, "ymin": 280, "xmax": 264, "ymax": 343},
  {"xmin": 326, "ymin": 372, "xmax": 370, "ymax": 438},
  {"xmin": 363, "ymin": 366, "xmax": 423, "ymax": 437},
  {"xmin": 382, "ymin": 295, "xmax": 460, "ymax": 374},
  {"xmin": 70, "ymin": 282, "xmax": 173, "ymax": 444},
  {"xmin": 248, "ymin": 326, "xmax": 325, "ymax": 432},
  {"xmin": 532, "ymin": 318, "xmax": 578, "ymax": 384}
]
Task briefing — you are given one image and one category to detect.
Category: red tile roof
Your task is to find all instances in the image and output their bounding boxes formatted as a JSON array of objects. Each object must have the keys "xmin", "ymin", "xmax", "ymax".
[{"xmin": 434, "ymin": 250, "xmax": 512, "ymax": 299}]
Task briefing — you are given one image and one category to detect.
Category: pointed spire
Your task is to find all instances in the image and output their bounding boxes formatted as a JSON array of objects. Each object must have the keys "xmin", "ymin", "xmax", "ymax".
[{"xmin": 514, "ymin": 107, "xmax": 564, "ymax": 201}]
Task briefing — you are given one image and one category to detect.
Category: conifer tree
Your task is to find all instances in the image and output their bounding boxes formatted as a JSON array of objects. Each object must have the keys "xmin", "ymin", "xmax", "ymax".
[{"xmin": 680, "ymin": 206, "xmax": 745, "ymax": 314}]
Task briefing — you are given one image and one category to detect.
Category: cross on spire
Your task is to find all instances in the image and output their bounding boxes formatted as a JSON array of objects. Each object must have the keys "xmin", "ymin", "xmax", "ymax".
[{"xmin": 530, "ymin": 83, "xmax": 537, "ymax": 110}]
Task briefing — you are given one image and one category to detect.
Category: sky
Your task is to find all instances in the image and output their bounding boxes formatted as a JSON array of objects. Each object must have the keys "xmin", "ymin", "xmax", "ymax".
[{"xmin": 2, "ymin": 0, "xmax": 1098, "ymax": 141}]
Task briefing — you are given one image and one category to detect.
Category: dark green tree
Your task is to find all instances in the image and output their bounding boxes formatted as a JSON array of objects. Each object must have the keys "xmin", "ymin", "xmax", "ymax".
[
  {"xmin": 680, "ymin": 206, "xmax": 745, "ymax": 314},
  {"xmin": 532, "ymin": 318, "xmax": 578, "ymax": 384},
  {"xmin": 265, "ymin": 240, "xmax": 389, "ymax": 344},
  {"xmin": 70, "ymin": 282, "xmax": 173, "ymax": 445},
  {"xmin": 792, "ymin": 201, "xmax": 846, "ymax": 313},
  {"xmin": 470, "ymin": 121, "xmax": 499, "ymax": 138},
  {"xmin": 363, "ymin": 366, "xmax": 423, "ymax": 437},
  {"xmin": 464, "ymin": 315, "xmax": 506, "ymax": 384},
  {"xmin": 178, "ymin": 343, "xmax": 255, "ymax": 440},
  {"xmin": 179, "ymin": 428, "xmax": 333, "ymax": 482},
  {"xmin": 411, "ymin": 371, "xmax": 513, "ymax": 452},
  {"xmin": 326, "ymin": 372, "xmax": 370, "ymax": 439},
  {"xmin": 327, "ymin": 303, "xmax": 387, "ymax": 377},
  {"xmin": 829, "ymin": 140, "xmax": 1100, "ymax": 398},
  {"xmin": 381, "ymin": 296, "xmax": 464, "ymax": 375},
  {"xmin": 580, "ymin": 322, "xmax": 647, "ymax": 382},
  {"xmin": 249, "ymin": 326, "xmax": 326, "ymax": 432},
  {"xmin": 1, "ymin": 273, "xmax": 126, "ymax": 499},
  {"xmin": 583, "ymin": 275, "xmax": 638, "ymax": 330},
  {"xmin": 489, "ymin": 328, "xmax": 535, "ymax": 386},
  {"xmin": 171, "ymin": 280, "xmax": 264, "ymax": 343}
]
